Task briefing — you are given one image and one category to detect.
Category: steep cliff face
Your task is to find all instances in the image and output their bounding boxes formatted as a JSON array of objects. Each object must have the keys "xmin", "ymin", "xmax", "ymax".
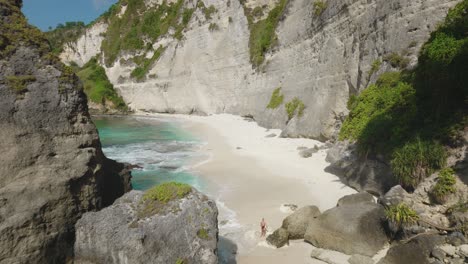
[
  {"xmin": 60, "ymin": 0, "xmax": 460, "ymax": 140},
  {"xmin": 0, "ymin": 1, "xmax": 131, "ymax": 263}
]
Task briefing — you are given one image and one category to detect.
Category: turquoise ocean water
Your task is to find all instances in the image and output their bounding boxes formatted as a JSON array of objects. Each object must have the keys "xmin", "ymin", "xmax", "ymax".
[{"xmin": 94, "ymin": 116, "xmax": 206, "ymax": 191}]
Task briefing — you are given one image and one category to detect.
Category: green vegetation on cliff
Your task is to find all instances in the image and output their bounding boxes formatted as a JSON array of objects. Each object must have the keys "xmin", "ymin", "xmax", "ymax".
[
  {"xmin": 285, "ymin": 97, "xmax": 305, "ymax": 120},
  {"xmin": 0, "ymin": 0, "xmax": 49, "ymax": 59},
  {"xmin": 267, "ymin": 87, "xmax": 284, "ymax": 109},
  {"xmin": 340, "ymin": 0, "xmax": 468, "ymax": 190},
  {"xmin": 244, "ymin": 0, "xmax": 289, "ymax": 67},
  {"xmin": 385, "ymin": 203, "xmax": 419, "ymax": 227},
  {"xmin": 431, "ymin": 168, "xmax": 457, "ymax": 204},
  {"xmin": 45, "ymin": 22, "xmax": 86, "ymax": 54},
  {"xmin": 131, "ymin": 45, "xmax": 165, "ymax": 81},
  {"xmin": 143, "ymin": 182, "xmax": 192, "ymax": 203},
  {"xmin": 75, "ymin": 58, "xmax": 127, "ymax": 111}
]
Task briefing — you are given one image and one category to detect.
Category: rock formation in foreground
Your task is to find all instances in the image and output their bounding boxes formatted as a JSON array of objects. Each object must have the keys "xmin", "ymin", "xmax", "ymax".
[
  {"xmin": 74, "ymin": 183, "xmax": 218, "ymax": 264},
  {"xmin": 0, "ymin": 1, "xmax": 131, "ymax": 263}
]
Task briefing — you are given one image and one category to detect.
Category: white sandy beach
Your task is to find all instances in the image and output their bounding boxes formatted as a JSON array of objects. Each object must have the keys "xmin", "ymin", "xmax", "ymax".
[{"xmin": 143, "ymin": 113, "xmax": 358, "ymax": 264}]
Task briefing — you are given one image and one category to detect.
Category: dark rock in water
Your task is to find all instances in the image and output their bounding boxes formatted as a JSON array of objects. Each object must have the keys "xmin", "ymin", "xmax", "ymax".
[
  {"xmin": 337, "ymin": 192, "xmax": 374, "ymax": 207},
  {"xmin": 348, "ymin": 254, "xmax": 375, "ymax": 264},
  {"xmin": 266, "ymin": 228, "xmax": 289, "ymax": 248},
  {"xmin": 325, "ymin": 141, "xmax": 397, "ymax": 196},
  {"xmin": 377, "ymin": 234, "xmax": 446, "ymax": 264},
  {"xmin": 304, "ymin": 198, "xmax": 387, "ymax": 256},
  {"xmin": 74, "ymin": 188, "xmax": 218, "ymax": 264},
  {"xmin": 0, "ymin": 2, "xmax": 131, "ymax": 263},
  {"xmin": 282, "ymin": 206, "xmax": 321, "ymax": 239},
  {"xmin": 159, "ymin": 164, "xmax": 180, "ymax": 170}
]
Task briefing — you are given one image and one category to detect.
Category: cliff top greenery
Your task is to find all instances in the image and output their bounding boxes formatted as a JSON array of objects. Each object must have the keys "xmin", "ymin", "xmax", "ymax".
[
  {"xmin": 99, "ymin": 0, "xmax": 214, "ymax": 67},
  {"xmin": 142, "ymin": 182, "xmax": 192, "ymax": 203},
  {"xmin": 45, "ymin": 22, "xmax": 86, "ymax": 54},
  {"xmin": 0, "ymin": 0, "xmax": 49, "ymax": 59},
  {"xmin": 340, "ymin": 0, "xmax": 468, "ymax": 190}
]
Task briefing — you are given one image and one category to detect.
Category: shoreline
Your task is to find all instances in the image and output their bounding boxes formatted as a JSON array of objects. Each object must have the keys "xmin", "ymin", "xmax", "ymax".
[{"xmin": 136, "ymin": 112, "xmax": 357, "ymax": 263}]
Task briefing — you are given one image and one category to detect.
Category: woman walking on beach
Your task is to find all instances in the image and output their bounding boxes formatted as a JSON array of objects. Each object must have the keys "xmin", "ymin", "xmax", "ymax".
[{"xmin": 260, "ymin": 218, "xmax": 267, "ymax": 237}]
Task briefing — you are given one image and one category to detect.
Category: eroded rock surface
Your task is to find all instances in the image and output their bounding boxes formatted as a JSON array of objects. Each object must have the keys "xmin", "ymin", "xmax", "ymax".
[
  {"xmin": 0, "ymin": 1, "xmax": 131, "ymax": 263},
  {"xmin": 304, "ymin": 194, "xmax": 387, "ymax": 256},
  {"xmin": 74, "ymin": 189, "xmax": 218, "ymax": 264}
]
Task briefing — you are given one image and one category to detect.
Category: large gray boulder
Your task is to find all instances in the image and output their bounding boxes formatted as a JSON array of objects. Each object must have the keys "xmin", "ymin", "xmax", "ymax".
[
  {"xmin": 282, "ymin": 206, "xmax": 321, "ymax": 239},
  {"xmin": 0, "ymin": 2, "xmax": 131, "ymax": 263},
  {"xmin": 266, "ymin": 228, "xmax": 289, "ymax": 248},
  {"xmin": 378, "ymin": 234, "xmax": 446, "ymax": 264},
  {"xmin": 304, "ymin": 195, "xmax": 387, "ymax": 256},
  {"xmin": 337, "ymin": 192, "xmax": 374, "ymax": 207},
  {"xmin": 74, "ymin": 188, "xmax": 218, "ymax": 264},
  {"xmin": 325, "ymin": 142, "xmax": 397, "ymax": 196}
]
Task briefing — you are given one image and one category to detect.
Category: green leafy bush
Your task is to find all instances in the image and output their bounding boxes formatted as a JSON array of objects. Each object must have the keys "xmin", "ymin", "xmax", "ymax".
[
  {"xmin": 391, "ymin": 137, "xmax": 446, "ymax": 189},
  {"xmin": 339, "ymin": 72, "xmax": 416, "ymax": 153},
  {"xmin": 267, "ymin": 87, "xmax": 284, "ymax": 109},
  {"xmin": 142, "ymin": 182, "xmax": 192, "ymax": 203},
  {"xmin": 285, "ymin": 97, "xmax": 305, "ymax": 120},
  {"xmin": 431, "ymin": 168, "xmax": 456, "ymax": 204},
  {"xmin": 383, "ymin": 53, "xmax": 410, "ymax": 69},
  {"xmin": 313, "ymin": 1, "xmax": 327, "ymax": 16},
  {"xmin": 76, "ymin": 57, "xmax": 127, "ymax": 111},
  {"xmin": 339, "ymin": 1, "xmax": 468, "ymax": 191},
  {"xmin": 247, "ymin": 0, "xmax": 289, "ymax": 67},
  {"xmin": 385, "ymin": 203, "xmax": 419, "ymax": 227}
]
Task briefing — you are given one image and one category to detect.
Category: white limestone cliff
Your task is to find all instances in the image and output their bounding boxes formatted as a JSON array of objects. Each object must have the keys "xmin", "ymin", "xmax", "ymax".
[{"xmin": 60, "ymin": 0, "xmax": 460, "ymax": 140}]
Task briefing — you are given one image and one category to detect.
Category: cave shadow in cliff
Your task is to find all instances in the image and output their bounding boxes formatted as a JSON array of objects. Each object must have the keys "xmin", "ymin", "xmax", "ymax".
[
  {"xmin": 218, "ymin": 236, "xmax": 238, "ymax": 264},
  {"xmin": 455, "ymin": 148, "xmax": 468, "ymax": 186}
]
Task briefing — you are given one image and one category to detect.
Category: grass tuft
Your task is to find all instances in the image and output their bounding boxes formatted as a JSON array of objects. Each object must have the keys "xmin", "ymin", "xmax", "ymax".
[
  {"xmin": 431, "ymin": 167, "xmax": 456, "ymax": 204},
  {"xmin": 267, "ymin": 87, "xmax": 284, "ymax": 109},
  {"xmin": 385, "ymin": 203, "xmax": 419, "ymax": 227},
  {"xmin": 285, "ymin": 97, "xmax": 305, "ymax": 120},
  {"xmin": 313, "ymin": 1, "xmax": 327, "ymax": 16}
]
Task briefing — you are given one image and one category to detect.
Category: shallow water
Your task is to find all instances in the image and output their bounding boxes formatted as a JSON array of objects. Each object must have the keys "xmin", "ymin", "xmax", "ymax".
[
  {"xmin": 94, "ymin": 115, "xmax": 206, "ymax": 191},
  {"xmin": 94, "ymin": 115, "xmax": 242, "ymax": 263}
]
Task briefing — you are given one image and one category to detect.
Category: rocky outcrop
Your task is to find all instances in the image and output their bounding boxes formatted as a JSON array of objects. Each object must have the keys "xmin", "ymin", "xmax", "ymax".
[
  {"xmin": 304, "ymin": 193, "xmax": 387, "ymax": 256},
  {"xmin": 60, "ymin": 0, "xmax": 460, "ymax": 140},
  {"xmin": 74, "ymin": 189, "xmax": 218, "ymax": 264},
  {"xmin": 266, "ymin": 228, "xmax": 289, "ymax": 248},
  {"xmin": 326, "ymin": 141, "xmax": 397, "ymax": 195},
  {"xmin": 0, "ymin": 1, "xmax": 131, "ymax": 263},
  {"xmin": 282, "ymin": 206, "xmax": 321, "ymax": 239},
  {"xmin": 377, "ymin": 235, "xmax": 446, "ymax": 264}
]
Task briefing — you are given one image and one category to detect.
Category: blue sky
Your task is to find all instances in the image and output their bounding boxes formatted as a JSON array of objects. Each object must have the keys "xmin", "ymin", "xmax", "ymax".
[{"xmin": 22, "ymin": 0, "xmax": 118, "ymax": 31}]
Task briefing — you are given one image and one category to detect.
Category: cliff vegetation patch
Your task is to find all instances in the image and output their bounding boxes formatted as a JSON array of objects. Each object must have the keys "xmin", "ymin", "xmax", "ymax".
[
  {"xmin": 340, "ymin": 0, "xmax": 468, "ymax": 191},
  {"xmin": 101, "ymin": 0, "xmax": 186, "ymax": 66},
  {"xmin": 131, "ymin": 45, "xmax": 165, "ymax": 81},
  {"xmin": 313, "ymin": 1, "xmax": 327, "ymax": 16},
  {"xmin": 6, "ymin": 75, "xmax": 36, "ymax": 95},
  {"xmin": 285, "ymin": 97, "xmax": 305, "ymax": 120},
  {"xmin": 45, "ymin": 22, "xmax": 86, "ymax": 55},
  {"xmin": 245, "ymin": 0, "xmax": 289, "ymax": 67},
  {"xmin": 75, "ymin": 57, "xmax": 128, "ymax": 111},
  {"xmin": 431, "ymin": 168, "xmax": 457, "ymax": 204},
  {"xmin": 267, "ymin": 87, "xmax": 284, "ymax": 109}
]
